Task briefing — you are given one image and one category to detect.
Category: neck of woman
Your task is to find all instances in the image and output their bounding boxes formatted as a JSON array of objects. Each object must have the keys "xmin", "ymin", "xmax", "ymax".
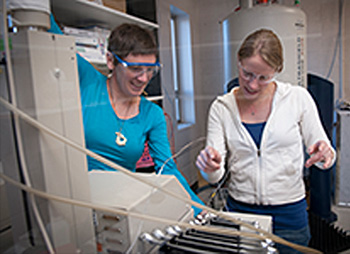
[
  {"xmin": 236, "ymin": 83, "xmax": 276, "ymax": 123},
  {"xmin": 108, "ymin": 78, "xmax": 140, "ymax": 119}
]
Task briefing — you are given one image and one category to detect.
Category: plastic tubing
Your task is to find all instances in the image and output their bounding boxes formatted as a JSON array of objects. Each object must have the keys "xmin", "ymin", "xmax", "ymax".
[{"xmin": 1, "ymin": 2, "xmax": 55, "ymax": 253}]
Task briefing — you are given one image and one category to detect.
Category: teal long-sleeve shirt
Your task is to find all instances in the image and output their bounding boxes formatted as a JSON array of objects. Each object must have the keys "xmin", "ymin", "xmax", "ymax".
[
  {"xmin": 79, "ymin": 57, "xmax": 203, "ymax": 215},
  {"xmin": 49, "ymin": 15, "xmax": 203, "ymax": 215}
]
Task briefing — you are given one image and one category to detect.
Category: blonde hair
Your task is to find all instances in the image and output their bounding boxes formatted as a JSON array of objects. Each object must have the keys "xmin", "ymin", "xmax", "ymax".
[{"xmin": 238, "ymin": 29, "xmax": 283, "ymax": 73}]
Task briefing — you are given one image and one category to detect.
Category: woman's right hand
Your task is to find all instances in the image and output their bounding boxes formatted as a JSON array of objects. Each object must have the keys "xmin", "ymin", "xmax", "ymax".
[{"xmin": 196, "ymin": 146, "xmax": 222, "ymax": 173}]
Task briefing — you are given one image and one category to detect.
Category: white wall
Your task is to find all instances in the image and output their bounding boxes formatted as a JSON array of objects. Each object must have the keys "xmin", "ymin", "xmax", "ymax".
[
  {"xmin": 156, "ymin": 0, "xmax": 236, "ymax": 185},
  {"xmin": 283, "ymin": 0, "xmax": 348, "ymax": 101},
  {"xmin": 301, "ymin": 0, "xmax": 343, "ymax": 102}
]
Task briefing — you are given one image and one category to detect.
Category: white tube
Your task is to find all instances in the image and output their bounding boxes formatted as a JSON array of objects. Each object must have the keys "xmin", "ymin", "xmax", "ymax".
[
  {"xmin": 0, "ymin": 95, "xmax": 325, "ymax": 254},
  {"xmin": 2, "ymin": 1, "xmax": 55, "ymax": 253}
]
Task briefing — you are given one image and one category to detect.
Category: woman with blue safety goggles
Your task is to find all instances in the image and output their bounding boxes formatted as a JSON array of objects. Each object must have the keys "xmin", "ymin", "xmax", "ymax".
[{"xmin": 77, "ymin": 22, "xmax": 204, "ymax": 216}]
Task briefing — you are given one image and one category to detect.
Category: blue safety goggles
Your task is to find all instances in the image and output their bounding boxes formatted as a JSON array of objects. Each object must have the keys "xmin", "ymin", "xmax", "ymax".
[{"xmin": 112, "ymin": 52, "xmax": 162, "ymax": 77}]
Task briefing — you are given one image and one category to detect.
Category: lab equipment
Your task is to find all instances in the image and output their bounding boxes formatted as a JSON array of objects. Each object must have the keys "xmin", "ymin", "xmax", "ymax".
[
  {"xmin": 1, "ymin": 27, "xmax": 96, "ymax": 253},
  {"xmin": 336, "ymin": 110, "xmax": 350, "ymax": 207},
  {"xmin": 89, "ymin": 171, "xmax": 274, "ymax": 254}
]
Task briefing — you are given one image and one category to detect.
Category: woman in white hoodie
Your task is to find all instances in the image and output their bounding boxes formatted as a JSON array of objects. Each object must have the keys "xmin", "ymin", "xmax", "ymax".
[{"xmin": 196, "ymin": 29, "xmax": 336, "ymax": 253}]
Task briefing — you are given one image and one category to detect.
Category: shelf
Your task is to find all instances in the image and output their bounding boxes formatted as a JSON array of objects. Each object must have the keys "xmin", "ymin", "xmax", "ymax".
[
  {"xmin": 50, "ymin": 0, "xmax": 162, "ymax": 101},
  {"xmin": 50, "ymin": 0, "xmax": 159, "ymax": 30}
]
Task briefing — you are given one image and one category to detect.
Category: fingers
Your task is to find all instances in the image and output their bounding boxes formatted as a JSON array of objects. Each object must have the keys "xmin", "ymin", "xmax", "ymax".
[
  {"xmin": 196, "ymin": 146, "xmax": 221, "ymax": 173},
  {"xmin": 305, "ymin": 141, "xmax": 334, "ymax": 169},
  {"xmin": 322, "ymin": 152, "xmax": 333, "ymax": 168},
  {"xmin": 205, "ymin": 146, "xmax": 222, "ymax": 163},
  {"xmin": 195, "ymin": 153, "xmax": 207, "ymax": 171},
  {"xmin": 307, "ymin": 143, "xmax": 317, "ymax": 156}
]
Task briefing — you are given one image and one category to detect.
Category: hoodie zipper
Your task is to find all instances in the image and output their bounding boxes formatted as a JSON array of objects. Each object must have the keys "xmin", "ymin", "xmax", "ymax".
[{"xmin": 218, "ymin": 83, "xmax": 283, "ymax": 206}]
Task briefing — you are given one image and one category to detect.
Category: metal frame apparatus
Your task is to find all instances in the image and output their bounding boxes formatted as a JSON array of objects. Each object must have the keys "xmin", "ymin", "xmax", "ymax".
[
  {"xmin": 139, "ymin": 213, "xmax": 275, "ymax": 254},
  {"xmin": 1, "ymin": 29, "xmax": 96, "ymax": 252},
  {"xmin": 88, "ymin": 171, "xmax": 275, "ymax": 254},
  {"xmin": 89, "ymin": 171, "xmax": 194, "ymax": 253}
]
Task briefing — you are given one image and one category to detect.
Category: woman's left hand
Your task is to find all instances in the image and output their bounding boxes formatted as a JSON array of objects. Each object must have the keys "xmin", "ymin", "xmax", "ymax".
[{"xmin": 305, "ymin": 140, "xmax": 334, "ymax": 169}]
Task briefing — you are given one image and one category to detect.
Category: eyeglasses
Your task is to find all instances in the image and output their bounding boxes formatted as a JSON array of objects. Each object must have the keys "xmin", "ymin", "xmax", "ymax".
[
  {"xmin": 238, "ymin": 62, "xmax": 276, "ymax": 85},
  {"xmin": 112, "ymin": 52, "xmax": 162, "ymax": 78}
]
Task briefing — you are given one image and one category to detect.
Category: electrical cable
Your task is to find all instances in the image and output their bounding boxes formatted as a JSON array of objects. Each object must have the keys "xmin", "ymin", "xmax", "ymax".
[
  {"xmin": 128, "ymin": 135, "xmax": 206, "ymax": 253},
  {"xmin": 0, "ymin": 23, "xmax": 322, "ymax": 252},
  {"xmin": 158, "ymin": 137, "xmax": 206, "ymax": 176},
  {"xmin": 0, "ymin": 11, "xmax": 322, "ymax": 252},
  {"xmin": 0, "ymin": 96, "xmax": 205, "ymax": 212},
  {"xmin": 1, "ymin": 3, "xmax": 55, "ymax": 254},
  {"xmin": 326, "ymin": 0, "xmax": 344, "ymax": 81},
  {"xmin": 0, "ymin": 170, "xmax": 321, "ymax": 254},
  {"xmin": 0, "ymin": 96, "xmax": 324, "ymax": 254},
  {"xmin": 206, "ymin": 169, "xmax": 230, "ymax": 207}
]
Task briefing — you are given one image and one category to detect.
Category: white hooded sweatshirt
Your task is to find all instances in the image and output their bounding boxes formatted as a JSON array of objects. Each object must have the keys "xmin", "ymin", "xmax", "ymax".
[{"xmin": 202, "ymin": 81, "xmax": 336, "ymax": 205}]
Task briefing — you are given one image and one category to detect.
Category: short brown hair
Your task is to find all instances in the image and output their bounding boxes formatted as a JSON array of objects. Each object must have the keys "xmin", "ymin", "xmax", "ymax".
[
  {"xmin": 238, "ymin": 29, "xmax": 283, "ymax": 73},
  {"xmin": 107, "ymin": 23, "xmax": 158, "ymax": 63}
]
